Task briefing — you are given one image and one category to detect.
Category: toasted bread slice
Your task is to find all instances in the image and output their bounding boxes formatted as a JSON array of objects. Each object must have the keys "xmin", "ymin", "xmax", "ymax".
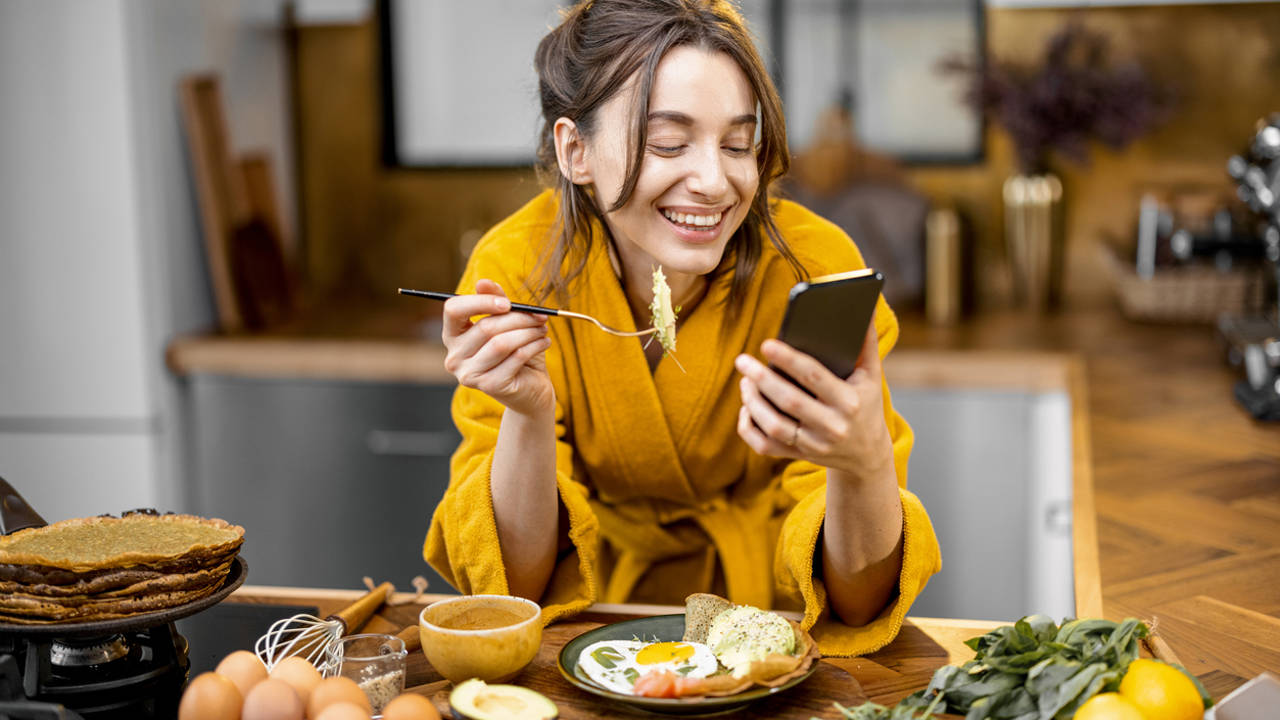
[
  {"xmin": 0, "ymin": 513, "xmax": 243, "ymax": 573},
  {"xmin": 682, "ymin": 593, "xmax": 734, "ymax": 644}
]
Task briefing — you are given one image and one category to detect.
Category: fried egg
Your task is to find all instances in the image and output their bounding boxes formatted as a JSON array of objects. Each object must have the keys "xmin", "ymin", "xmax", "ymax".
[{"xmin": 577, "ymin": 639, "xmax": 719, "ymax": 695}]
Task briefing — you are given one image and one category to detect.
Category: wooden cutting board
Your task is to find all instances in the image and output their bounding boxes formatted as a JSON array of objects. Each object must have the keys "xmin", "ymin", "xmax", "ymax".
[{"xmin": 404, "ymin": 620, "xmax": 869, "ymax": 719}]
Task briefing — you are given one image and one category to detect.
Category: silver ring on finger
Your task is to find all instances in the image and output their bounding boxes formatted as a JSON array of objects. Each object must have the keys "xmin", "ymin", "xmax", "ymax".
[{"xmin": 789, "ymin": 423, "xmax": 801, "ymax": 447}]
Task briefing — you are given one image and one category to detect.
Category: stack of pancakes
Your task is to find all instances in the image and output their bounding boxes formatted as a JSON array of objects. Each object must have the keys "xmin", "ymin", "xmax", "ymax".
[{"xmin": 0, "ymin": 512, "xmax": 244, "ymax": 625}]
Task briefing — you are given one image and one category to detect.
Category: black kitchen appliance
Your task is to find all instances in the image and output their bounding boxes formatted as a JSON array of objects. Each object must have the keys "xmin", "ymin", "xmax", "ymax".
[
  {"xmin": 0, "ymin": 478, "xmax": 248, "ymax": 720},
  {"xmin": 1222, "ymin": 114, "xmax": 1280, "ymax": 421}
]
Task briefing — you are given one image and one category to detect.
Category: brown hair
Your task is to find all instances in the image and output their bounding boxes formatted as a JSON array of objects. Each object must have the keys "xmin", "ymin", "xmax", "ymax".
[{"xmin": 531, "ymin": 0, "xmax": 806, "ymax": 307}]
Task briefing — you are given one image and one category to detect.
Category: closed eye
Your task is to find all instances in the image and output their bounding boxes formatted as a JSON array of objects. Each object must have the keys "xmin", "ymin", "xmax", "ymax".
[{"xmin": 648, "ymin": 144, "xmax": 685, "ymax": 156}]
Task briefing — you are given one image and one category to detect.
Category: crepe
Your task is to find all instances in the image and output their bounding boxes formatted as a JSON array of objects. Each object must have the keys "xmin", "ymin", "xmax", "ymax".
[
  {"xmin": 0, "ymin": 583, "xmax": 222, "ymax": 624},
  {"xmin": 661, "ymin": 593, "xmax": 820, "ymax": 699},
  {"xmin": 0, "ymin": 549, "xmax": 237, "ymax": 587},
  {"xmin": 0, "ymin": 511, "xmax": 242, "ymax": 626},
  {"xmin": 0, "ymin": 547, "xmax": 238, "ymax": 586},
  {"xmin": 0, "ymin": 558, "xmax": 234, "ymax": 599},
  {"xmin": 0, "ymin": 512, "xmax": 243, "ymax": 572}
]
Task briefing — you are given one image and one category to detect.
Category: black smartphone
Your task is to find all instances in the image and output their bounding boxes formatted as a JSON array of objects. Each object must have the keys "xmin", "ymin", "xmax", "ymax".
[{"xmin": 775, "ymin": 268, "xmax": 884, "ymax": 383}]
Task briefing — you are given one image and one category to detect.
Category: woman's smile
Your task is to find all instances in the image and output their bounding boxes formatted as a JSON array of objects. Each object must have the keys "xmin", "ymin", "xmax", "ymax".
[{"xmin": 659, "ymin": 205, "xmax": 730, "ymax": 244}]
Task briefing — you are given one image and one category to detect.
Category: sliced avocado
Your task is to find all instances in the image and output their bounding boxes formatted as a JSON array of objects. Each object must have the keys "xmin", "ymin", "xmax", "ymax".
[{"xmin": 449, "ymin": 678, "xmax": 558, "ymax": 720}]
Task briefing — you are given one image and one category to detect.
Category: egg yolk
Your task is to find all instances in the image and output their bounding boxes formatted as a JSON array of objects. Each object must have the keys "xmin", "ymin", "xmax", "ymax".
[{"xmin": 635, "ymin": 642, "xmax": 696, "ymax": 665}]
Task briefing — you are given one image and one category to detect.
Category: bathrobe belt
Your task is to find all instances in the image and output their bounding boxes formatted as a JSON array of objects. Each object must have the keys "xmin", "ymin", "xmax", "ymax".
[{"xmin": 592, "ymin": 495, "xmax": 778, "ymax": 609}]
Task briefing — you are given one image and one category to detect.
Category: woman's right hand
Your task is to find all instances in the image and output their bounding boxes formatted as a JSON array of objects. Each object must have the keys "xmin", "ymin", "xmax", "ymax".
[{"xmin": 442, "ymin": 279, "xmax": 554, "ymax": 415}]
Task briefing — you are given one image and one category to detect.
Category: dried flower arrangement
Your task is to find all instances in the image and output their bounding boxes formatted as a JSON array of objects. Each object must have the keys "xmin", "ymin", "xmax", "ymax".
[{"xmin": 941, "ymin": 23, "xmax": 1175, "ymax": 175}]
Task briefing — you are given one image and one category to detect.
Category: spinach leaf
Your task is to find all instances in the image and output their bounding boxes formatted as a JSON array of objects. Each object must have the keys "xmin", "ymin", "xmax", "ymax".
[{"xmin": 827, "ymin": 616, "xmax": 1152, "ymax": 720}]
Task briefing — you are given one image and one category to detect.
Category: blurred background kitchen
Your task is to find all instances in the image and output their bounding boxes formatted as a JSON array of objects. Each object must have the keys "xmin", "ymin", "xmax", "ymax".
[{"xmin": 3, "ymin": 0, "xmax": 1278, "ymax": 637}]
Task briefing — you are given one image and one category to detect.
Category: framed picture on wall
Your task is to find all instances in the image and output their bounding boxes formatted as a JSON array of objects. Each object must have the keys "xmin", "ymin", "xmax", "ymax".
[
  {"xmin": 378, "ymin": 0, "xmax": 984, "ymax": 168},
  {"xmin": 742, "ymin": 0, "xmax": 985, "ymax": 165},
  {"xmin": 379, "ymin": 0, "xmax": 564, "ymax": 167}
]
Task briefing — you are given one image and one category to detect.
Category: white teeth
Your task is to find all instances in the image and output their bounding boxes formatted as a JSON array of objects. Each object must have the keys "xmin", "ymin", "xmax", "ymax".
[{"xmin": 663, "ymin": 210, "xmax": 722, "ymax": 227}]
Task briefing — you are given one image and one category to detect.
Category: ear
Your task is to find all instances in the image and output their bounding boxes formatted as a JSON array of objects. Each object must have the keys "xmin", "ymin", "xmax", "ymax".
[{"xmin": 553, "ymin": 117, "xmax": 592, "ymax": 185}]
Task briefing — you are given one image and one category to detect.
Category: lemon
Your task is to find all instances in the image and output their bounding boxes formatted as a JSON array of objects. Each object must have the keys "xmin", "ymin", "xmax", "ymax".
[
  {"xmin": 1118, "ymin": 658, "xmax": 1204, "ymax": 720},
  {"xmin": 1076, "ymin": 692, "xmax": 1148, "ymax": 720}
]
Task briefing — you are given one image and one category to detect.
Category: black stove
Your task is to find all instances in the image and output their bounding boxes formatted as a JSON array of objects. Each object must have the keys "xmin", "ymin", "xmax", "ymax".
[
  {"xmin": 0, "ymin": 624, "xmax": 188, "ymax": 720},
  {"xmin": 0, "ymin": 556, "xmax": 249, "ymax": 720}
]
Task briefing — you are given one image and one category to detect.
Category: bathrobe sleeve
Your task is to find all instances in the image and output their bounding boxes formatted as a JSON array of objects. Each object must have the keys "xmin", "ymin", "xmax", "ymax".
[
  {"xmin": 423, "ymin": 381, "xmax": 602, "ymax": 626},
  {"xmin": 422, "ymin": 213, "xmax": 603, "ymax": 627},
  {"xmin": 772, "ymin": 299, "xmax": 943, "ymax": 657}
]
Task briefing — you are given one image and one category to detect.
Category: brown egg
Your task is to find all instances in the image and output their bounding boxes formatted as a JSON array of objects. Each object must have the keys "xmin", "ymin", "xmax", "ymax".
[
  {"xmin": 215, "ymin": 650, "xmax": 268, "ymax": 699},
  {"xmin": 307, "ymin": 676, "xmax": 372, "ymax": 718},
  {"xmin": 178, "ymin": 671, "xmax": 242, "ymax": 720},
  {"xmin": 241, "ymin": 678, "xmax": 304, "ymax": 720},
  {"xmin": 381, "ymin": 693, "xmax": 441, "ymax": 720},
  {"xmin": 268, "ymin": 656, "xmax": 323, "ymax": 707},
  {"xmin": 313, "ymin": 701, "xmax": 372, "ymax": 720}
]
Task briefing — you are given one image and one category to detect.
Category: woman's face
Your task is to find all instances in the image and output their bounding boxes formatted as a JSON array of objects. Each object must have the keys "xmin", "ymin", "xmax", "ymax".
[{"xmin": 582, "ymin": 45, "xmax": 760, "ymax": 280}]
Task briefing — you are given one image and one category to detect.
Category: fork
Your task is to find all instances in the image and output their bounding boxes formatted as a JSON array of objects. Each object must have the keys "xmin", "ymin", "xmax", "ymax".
[{"xmin": 398, "ymin": 288, "xmax": 656, "ymax": 337}]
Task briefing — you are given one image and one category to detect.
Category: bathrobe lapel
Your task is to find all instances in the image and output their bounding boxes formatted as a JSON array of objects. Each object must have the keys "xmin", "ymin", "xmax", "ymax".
[
  {"xmin": 570, "ymin": 238, "xmax": 777, "ymax": 607},
  {"xmin": 572, "ymin": 240, "xmax": 700, "ymax": 505}
]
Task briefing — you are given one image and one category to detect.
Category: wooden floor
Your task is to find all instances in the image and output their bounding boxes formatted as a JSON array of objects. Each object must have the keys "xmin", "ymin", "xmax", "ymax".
[{"xmin": 897, "ymin": 307, "xmax": 1280, "ymax": 699}]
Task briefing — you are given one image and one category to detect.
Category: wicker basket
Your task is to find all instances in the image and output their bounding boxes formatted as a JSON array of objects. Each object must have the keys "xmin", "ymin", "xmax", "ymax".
[{"xmin": 1102, "ymin": 247, "xmax": 1270, "ymax": 323}]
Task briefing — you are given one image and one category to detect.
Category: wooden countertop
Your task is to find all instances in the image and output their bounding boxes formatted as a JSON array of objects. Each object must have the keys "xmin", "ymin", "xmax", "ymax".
[
  {"xmin": 169, "ymin": 305, "xmax": 1280, "ymax": 697},
  {"xmin": 893, "ymin": 307, "xmax": 1280, "ymax": 700},
  {"xmin": 229, "ymin": 585, "xmax": 1004, "ymax": 718}
]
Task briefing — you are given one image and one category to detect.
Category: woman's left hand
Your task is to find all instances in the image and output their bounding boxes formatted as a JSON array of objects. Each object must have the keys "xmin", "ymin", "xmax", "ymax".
[{"xmin": 735, "ymin": 321, "xmax": 894, "ymax": 478}]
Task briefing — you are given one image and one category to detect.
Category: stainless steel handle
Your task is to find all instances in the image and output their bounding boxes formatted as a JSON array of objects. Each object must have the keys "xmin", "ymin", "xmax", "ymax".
[
  {"xmin": 365, "ymin": 430, "xmax": 456, "ymax": 457},
  {"xmin": 1044, "ymin": 499, "xmax": 1072, "ymax": 537}
]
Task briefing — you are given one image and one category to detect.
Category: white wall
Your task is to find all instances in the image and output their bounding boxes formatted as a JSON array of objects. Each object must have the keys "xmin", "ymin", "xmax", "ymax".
[
  {"xmin": 0, "ymin": 0, "xmax": 294, "ymax": 522},
  {"xmin": 122, "ymin": 0, "xmax": 295, "ymax": 513}
]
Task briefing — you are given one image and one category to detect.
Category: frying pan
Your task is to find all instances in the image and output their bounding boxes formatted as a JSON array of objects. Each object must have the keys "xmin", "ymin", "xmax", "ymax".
[{"xmin": 0, "ymin": 476, "xmax": 247, "ymax": 638}]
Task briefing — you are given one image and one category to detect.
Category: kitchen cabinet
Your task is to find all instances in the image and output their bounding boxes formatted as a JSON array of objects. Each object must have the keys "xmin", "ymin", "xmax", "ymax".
[{"xmin": 185, "ymin": 375, "xmax": 460, "ymax": 593}]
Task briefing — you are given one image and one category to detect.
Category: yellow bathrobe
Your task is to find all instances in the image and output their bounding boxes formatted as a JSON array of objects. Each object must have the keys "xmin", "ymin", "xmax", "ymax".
[{"xmin": 425, "ymin": 190, "xmax": 941, "ymax": 657}]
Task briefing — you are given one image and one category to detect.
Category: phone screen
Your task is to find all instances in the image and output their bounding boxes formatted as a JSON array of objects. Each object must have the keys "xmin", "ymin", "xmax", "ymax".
[{"xmin": 775, "ymin": 269, "xmax": 884, "ymax": 383}]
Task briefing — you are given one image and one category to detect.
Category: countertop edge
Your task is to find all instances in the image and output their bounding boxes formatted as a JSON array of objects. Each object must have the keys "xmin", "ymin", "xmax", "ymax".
[{"xmin": 166, "ymin": 335, "xmax": 453, "ymax": 384}]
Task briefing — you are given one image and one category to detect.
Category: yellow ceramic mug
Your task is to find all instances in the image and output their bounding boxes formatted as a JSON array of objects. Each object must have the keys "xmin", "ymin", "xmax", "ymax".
[{"xmin": 418, "ymin": 594, "xmax": 542, "ymax": 684}]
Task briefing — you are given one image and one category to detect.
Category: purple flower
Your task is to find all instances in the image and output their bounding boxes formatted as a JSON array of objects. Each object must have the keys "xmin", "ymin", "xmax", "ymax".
[{"xmin": 940, "ymin": 23, "xmax": 1175, "ymax": 174}]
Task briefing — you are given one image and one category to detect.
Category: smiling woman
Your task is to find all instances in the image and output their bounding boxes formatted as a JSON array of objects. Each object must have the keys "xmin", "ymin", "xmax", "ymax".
[{"xmin": 424, "ymin": 0, "xmax": 942, "ymax": 659}]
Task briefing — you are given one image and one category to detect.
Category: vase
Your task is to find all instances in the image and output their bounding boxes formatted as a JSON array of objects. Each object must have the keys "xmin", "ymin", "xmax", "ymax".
[{"xmin": 1003, "ymin": 173, "xmax": 1065, "ymax": 311}]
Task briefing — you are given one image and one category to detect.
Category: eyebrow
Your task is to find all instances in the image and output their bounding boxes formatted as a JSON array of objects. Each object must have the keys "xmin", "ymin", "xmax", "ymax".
[{"xmin": 647, "ymin": 110, "xmax": 758, "ymax": 128}]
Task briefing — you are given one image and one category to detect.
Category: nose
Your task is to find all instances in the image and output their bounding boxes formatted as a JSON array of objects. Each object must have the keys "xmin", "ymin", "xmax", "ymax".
[{"xmin": 685, "ymin": 144, "xmax": 729, "ymax": 199}]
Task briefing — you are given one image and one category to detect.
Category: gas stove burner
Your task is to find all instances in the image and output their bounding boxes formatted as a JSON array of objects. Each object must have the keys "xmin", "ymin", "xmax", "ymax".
[
  {"xmin": 49, "ymin": 636, "xmax": 130, "ymax": 669},
  {"xmin": 0, "ymin": 624, "xmax": 189, "ymax": 719}
]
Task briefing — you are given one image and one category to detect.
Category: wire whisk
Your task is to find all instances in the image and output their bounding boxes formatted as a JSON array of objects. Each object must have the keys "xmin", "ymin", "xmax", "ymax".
[{"xmin": 254, "ymin": 581, "xmax": 394, "ymax": 676}]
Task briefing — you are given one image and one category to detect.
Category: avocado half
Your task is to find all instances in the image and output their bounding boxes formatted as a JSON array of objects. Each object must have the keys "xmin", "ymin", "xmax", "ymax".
[{"xmin": 449, "ymin": 678, "xmax": 559, "ymax": 720}]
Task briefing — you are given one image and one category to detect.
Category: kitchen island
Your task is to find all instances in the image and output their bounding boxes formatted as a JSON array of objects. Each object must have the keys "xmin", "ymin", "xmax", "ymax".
[{"xmin": 169, "ymin": 305, "xmax": 1280, "ymax": 700}]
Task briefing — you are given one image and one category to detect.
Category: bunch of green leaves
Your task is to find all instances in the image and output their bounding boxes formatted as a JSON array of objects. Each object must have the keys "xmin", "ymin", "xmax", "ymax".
[
  {"xmin": 829, "ymin": 695, "xmax": 945, "ymax": 720},
  {"xmin": 821, "ymin": 615, "xmax": 1152, "ymax": 720}
]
